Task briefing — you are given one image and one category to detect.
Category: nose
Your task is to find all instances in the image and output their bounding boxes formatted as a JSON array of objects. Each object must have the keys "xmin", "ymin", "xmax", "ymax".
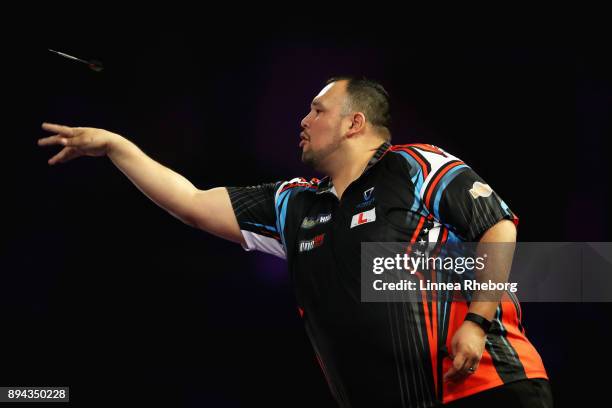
[{"xmin": 300, "ymin": 112, "xmax": 310, "ymax": 129}]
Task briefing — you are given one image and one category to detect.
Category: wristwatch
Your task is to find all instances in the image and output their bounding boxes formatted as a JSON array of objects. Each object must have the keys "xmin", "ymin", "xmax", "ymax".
[{"xmin": 464, "ymin": 312, "xmax": 492, "ymax": 333}]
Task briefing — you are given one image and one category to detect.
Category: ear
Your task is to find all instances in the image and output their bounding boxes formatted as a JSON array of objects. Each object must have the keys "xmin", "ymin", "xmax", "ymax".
[{"xmin": 346, "ymin": 112, "xmax": 366, "ymax": 137}]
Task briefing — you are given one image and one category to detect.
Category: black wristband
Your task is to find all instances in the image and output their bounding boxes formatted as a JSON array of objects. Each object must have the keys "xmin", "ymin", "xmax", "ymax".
[{"xmin": 464, "ymin": 312, "xmax": 492, "ymax": 333}]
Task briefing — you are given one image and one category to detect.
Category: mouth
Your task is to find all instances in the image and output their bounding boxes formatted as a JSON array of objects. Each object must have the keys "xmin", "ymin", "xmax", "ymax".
[{"xmin": 299, "ymin": 132, "xmax": 309, "ymax": 148}]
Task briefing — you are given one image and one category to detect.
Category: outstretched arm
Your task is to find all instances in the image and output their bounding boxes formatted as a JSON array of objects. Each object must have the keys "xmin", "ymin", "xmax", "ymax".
[{"xmin": 38, "ymin": 123, "xmax": 245, "ymax": 245}]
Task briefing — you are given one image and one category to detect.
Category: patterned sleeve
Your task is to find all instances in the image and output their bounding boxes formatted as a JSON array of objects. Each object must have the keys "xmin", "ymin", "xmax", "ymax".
[
  {"xmin": 226, "ymin": 182, "xmax": 286, "ymax": 259},
  {"xmin": 226, "ymin": 177, "xmax": 316, "ymax": 259},
  {"xmin": 434, "ymin": 167, "xmax": 518, "ymax": 241},
  {"xmin": 404, "ymin": 144, "xmax": 518, "ymax": 241}
]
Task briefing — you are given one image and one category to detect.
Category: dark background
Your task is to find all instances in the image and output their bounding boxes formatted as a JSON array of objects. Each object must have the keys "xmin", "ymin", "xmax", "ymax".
[{"xmin": 2, "ymin": 23, "xmax": 611, "ymax": 407}]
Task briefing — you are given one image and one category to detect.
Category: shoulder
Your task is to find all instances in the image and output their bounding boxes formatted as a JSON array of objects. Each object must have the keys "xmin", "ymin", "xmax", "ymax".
[
  {"xmin": 388, "ymin": 143, "xmax": 457, "ymax": 162},
  {"xmin": 275, "ymin": 177, "xmax": 322, "ymax": 199},
  {"xmin": 387, "ymin": 143, "xmax": 465, "ymax": 177}
]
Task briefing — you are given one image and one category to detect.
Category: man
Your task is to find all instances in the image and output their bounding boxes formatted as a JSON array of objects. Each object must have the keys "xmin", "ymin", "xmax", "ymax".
[{"xmin": 38, "ymin": 77, "xmax": 552, "ymax": 407}]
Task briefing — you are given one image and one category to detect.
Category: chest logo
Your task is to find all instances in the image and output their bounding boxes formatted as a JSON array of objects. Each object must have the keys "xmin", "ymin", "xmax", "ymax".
[
  {"xmin": 356, "ymin": 187, "xmax": 376, "ymax": 209},
  {"xmin": 298, "ymin": 233, "xmax": 326, "ymax": 252},
  {"xmin": 301, "ymin": 213, "xmax": 332, "ymax": 229},
  {"xmin": 350, "ymin": 208, "xmax": 376, "ymax": 228}
]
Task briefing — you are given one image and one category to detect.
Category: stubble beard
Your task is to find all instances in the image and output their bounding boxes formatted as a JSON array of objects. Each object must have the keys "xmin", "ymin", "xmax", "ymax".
[{"xmin": 301, "ymin": 134, "xmax": 344, "ymax": 172}]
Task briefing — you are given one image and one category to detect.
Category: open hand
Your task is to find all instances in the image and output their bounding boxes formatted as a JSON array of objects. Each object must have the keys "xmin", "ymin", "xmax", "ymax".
[{"xmin": 38, "ymin": 123, "xmax": 117, "ymax": 165}]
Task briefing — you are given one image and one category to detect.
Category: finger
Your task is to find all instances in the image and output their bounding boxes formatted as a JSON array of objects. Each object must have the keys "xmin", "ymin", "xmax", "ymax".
[
  {"xmin": 443, "ymin": 366, "xmax": 458, "ymax": 382},
  {"xmin": 48, "ymin": 147, "xmax": 80, "ymax": 165},
  {"xmin": 459, "ymin": 355, "xmax": 478, "ymax": 375},
  {"xmin": 42, "ymin": 134, "xmax": 84, "ymax": 148},
  {"xmin": 42, "ymin": 122, "xmax": 75, "ymax": 137},
  {"xmin": 445, "ymin": 368, "xmax": 472, "ymax": 382},
  {"xmin": 49, "ymin": 147, "xmax": 80, "ymax": 165},
  {"xmin": 466, "ymin": 359, "xmax": 480, "ymax": 375},
  {"xmin": 452, "ymin": 353, "xmax": 467, "ymax": 372},
  {"xmin": 443, "ymin": 366, "xmax": 467, "ymax": 383},
  {"xmin": 444, "ymin": 357, "xmax": 465, "ymax": 382},
  {"xmin": 38, "ymin": 135, "xmax": 66, "ymax": 147},
  {"xmin": 444, "ymin": 353, "xmax": 474, "ymax": 382},
  {"xmin": 62, "ymin": 135, "xmax": 82, "ymax": 147}
]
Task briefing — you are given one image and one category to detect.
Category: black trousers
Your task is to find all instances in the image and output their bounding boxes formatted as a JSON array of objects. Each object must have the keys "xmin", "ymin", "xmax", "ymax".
[{"xmin": 443, "ymin": 378, "xmax": 553, "ymax": 408}]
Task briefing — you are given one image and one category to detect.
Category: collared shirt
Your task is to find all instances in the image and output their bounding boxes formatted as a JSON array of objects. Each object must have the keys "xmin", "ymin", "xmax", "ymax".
[{"xmin": 227, "ymin": 142, "xmax": 546, "ymax": 408}]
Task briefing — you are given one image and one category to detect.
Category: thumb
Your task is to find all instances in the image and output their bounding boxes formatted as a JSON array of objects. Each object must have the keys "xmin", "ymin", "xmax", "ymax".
[{"xmin": 48, "ymin": 147, "xmax": 81, "ymax": 165}]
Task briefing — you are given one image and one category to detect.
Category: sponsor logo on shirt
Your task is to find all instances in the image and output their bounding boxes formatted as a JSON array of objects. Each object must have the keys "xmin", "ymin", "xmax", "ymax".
[
  {"xmin": 350, "ymin": 208, "xmax": 376, "ymax": 228},
  {"xmin": 469, "ymin": 182, "xmax": 493, "ymax": 199},
  {"xmin": 299, "ymin": 233, "xmax": 326, "ymax": 252},
  {"xmin": 301, "ymin": 213, "xmax": 332, "ymax": 229},
  {"xmin": 356, "ymin": 187, "xmax": 376, "ymax": 209}
]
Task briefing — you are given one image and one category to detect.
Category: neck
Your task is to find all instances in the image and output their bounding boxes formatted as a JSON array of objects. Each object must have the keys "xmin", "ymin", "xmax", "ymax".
[{"xmin": 327, "ymin": 139, "xmax": 385, "ymax": 199}]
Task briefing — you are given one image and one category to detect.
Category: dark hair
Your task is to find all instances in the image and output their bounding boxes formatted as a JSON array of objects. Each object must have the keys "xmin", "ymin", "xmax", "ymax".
[{"xmin": 326, "ymin": 76, "xmax": 392, "ymax": 141}]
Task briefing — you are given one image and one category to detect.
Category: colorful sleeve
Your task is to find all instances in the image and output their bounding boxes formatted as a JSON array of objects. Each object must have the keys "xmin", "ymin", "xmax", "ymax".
[
  {"xmin": 403, "ymin": 144, "xmax": 518, "ymax": 241},
  {"xmin": 226, "ymin": 177, "xmax": 315, "ymax": 259},
  {"xmin": 226, "ymin": 182, "xmax": 285, "ymax": 259}
]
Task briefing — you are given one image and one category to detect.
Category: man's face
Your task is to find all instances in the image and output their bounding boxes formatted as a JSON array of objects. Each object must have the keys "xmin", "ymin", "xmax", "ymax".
[{"xmin": 300, "ymin": 81, "xmax": 349, "ymax": 170}]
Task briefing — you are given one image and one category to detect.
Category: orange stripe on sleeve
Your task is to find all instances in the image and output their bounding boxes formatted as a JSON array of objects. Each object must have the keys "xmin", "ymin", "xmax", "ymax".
[{"xmin": 424, "ymin": 161, "xmax": 464, "ymax": 208}]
